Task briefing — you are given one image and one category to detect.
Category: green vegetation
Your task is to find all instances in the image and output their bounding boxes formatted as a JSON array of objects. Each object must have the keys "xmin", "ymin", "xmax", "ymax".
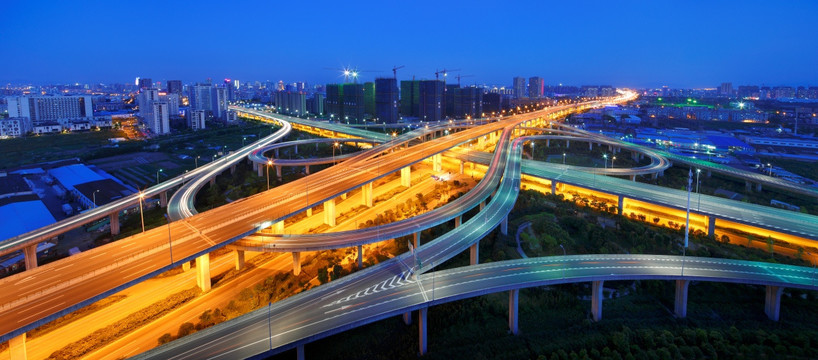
[
  {"xmin": 0, "ymin": 128, "xmax": 127, "ymax": 169},
  {"xmin": 27, "ymin": 295, "xmax": 127, "ymax": 339}
]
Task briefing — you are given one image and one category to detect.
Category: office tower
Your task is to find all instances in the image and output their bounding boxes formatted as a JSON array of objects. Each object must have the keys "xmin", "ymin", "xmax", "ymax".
[
  {"xmin": 274, "ymin": 91, "xmax": 307, "ymax": 116},
  {"xmin": 189, "ymin": 84, "xmax": 213, "ymax": 112},
  {"xmin": 513, "ymin": 77, "xmax": 526, "ymax": 99},
  {"xmin": 599, "ymin": 86, "xmax": 615, "ymax": 97},
  {"xmin": 528, "ymin": 77, "xmax": 544, "ymax": 98},
  {"xmin": 459, "ymin": 87, "xmax": 483, "ymax": 119},
  {"xmin": 399, "ymin": 80, "xmax": 420, "ymax": 118},
  {"xmin": 342, "ymin": 83, "xmax": 365, "ymax": 123},
  {"xmin": 363, "ymin": 82, "xmax": 375, "ymax": 117},
  {"xmin": 150, "ymin": 101, "xmax": 170, "ymax": 134},
  {"xmin": 482, "ymin": 93, "xmax": 502, "ymax": 114},
  {"xmin": 137, "ymin": 89, "xmax": 159, "ymax": 119},
  {"xmin": 224, "ymin": 79, "xmax": 235, "ymax": 101},
  {"xmin": 308, "ymin": 93, "xmax": 324, "ymax": 116},
  {"xmin": 188, "ymin": 109, "xmax": 206, "ymax": 130},
  {"xmin": 7, "ymin": 95, "xmax": 94, "ymax": 124},
  {"xmin": 162, "ymin": 93, "xmax": 180, "ymax": 115},
  {"xmin": 719, "ymin": 82, "xmax": 733, "ymax": 97},
  {"xmin": 211, "ymin": 87, "xmax": 229, "ymax": 119},
  {"xmin": 325, "ymin": 84, "xmax": 343, "ymax": 120},
  {"xmin": 581, "ymin": 86, "xmax": 599, "ymax": 97},
  {"xmin": 166, "ymin": 80, "xmax": 183, "ymax": 95},
  {"xmin": 138, "ymin": 78, "xmax": 153, "ymax": 89},
  {"xmin": 419, "ymin": 80, "xmax": 444, "ymax": 121},
  {"xmin": 445, "ymin": 84, "xmax": 459, "ymax": 118},
  {"xmin": 375, "ymin": 78, "xmax": 398, "ymax": 123}
]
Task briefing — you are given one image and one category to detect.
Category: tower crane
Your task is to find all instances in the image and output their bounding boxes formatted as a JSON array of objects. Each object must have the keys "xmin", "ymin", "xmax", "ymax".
[{"xmin": 392, "ymin": 65, "xmax": 405, "ymax": 79}]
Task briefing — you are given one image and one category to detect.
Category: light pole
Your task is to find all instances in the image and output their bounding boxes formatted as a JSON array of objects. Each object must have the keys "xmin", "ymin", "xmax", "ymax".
[
  {"xmin": 138, "ymin": 192, "xmax": 145, "ymax": 233},
  {"xmin": 93, "ymin": 189, "xmax": 100, "ymax": 208},
  {"xmin": 156, "ymin": 169, "xmax": 163, "ymax": 184},
  {"xmin": 611, "ymin": 156, "xmax": 616, "ymax": 168},
  {"xmin": 683, "ymin": 169, "xmax": 692, "ymax": 276},
  {"xmin": 164, "ymin": 213, "xmax": 173, "ymax": 264},
  {"xmin": 559, "ymin": 244, "xmax": 566, "ymax": 279},
  {"xmin": 696, "ymin": 168, "xmax": 701, "ymax": 210},
  {"xmin": 332, "ymin": 142, "xmax": 339, "ymax": 164},
  {"xmin": 603, "ymin": 154, "xmax": 608, "ymax": 169},
  {"xmin": 767, "ymin": 163, "xmax": 773, "ymax": 176},
  {"xmin": 266, "ymin": 159, "xmax": 272, "ymax": 190},
  {"xmin": 242, "ymin": 136, "xmax": 247, "ymax": 147},
  {"xmin": 563, "ymin": 152, "xmax": 566, "ymax": 165},
  {"xmin": 195, "ymin": 155, "xmax": 200, "ymax": 169}
]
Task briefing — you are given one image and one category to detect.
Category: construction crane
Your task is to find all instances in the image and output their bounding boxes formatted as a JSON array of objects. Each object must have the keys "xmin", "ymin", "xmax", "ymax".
[
  {"xmin": 435, "ymin": 68, "xmax": 461, "ymax": 81},
  {"xmin": 456, "ymin": 74, "xmax": 474, "ymax": 86},
  {"xmin": 391, "ymin": 65, "xmax": 405, "ymax": 79},
  {"xmin": 323, "ymin": 67, "xmax": 381, "ymax": 83}
]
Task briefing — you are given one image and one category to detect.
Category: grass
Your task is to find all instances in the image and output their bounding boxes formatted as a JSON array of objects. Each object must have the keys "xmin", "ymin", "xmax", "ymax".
[{"xmin": 0, "ymin": 129, "xmax": 127, "ymax": 170}]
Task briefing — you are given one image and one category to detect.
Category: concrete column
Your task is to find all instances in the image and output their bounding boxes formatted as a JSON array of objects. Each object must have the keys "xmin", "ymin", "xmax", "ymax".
[
  {"xmin": 459, "ymin": 161, "xmax": 464, "ymax": 175},
  {"xmin": 419, "ymin": 307, "xmax": 428, "ymax": 356},
  {"xmin": 617, "ymin": 195, "xmax": 624, "ymax": 215},
  {"xmin": 109, "ymin": 212, "xmax": 120, "ymax": 236},
  {"xmin": 294, "ymin": 144, "xmax": 298, "ymax": 155},
  {"xmin": 234, "ymin": 250, "xmax": 245, "ymax": 271},
  {"xmin": 592, "ymin": 280, "xmax": 604, "ymax": 321},
  {"xmin": 566, "ymin": 140, "xmax": 570, "ymax": 148},
  {"xmin": 230, "ymin": 164, "xmax": 236, "ymax": 174},
  {"xmin": 257, "ymin": 165, "xmax": 263, "ymax": 177},
  {"xmin": 551, "ymin": 182, "xmax": 557, "ymax": 195},
  {"xmin": 305, "ymin": 165, "xmax": 310, "ymax": 175},
  {"xmin": 414, "ymin": 232, "xmax": 420, "ymax": 249},
  {"xmin": 509, "ymin": 289, "xmax": 519, "ymax": 335},
  {"xmin": 196, "ymin": 253, "xmax": 211, "ymax": 292},
  {"xmin": 401, "ymin": 166, "xmax": 411, "ymax": 187},
  {"xmin": 454, "ymin": 215, "xmax": 461, "ymax": 228},
  {"xmin": 273, "ymin": 221, "xmax": 284, "ymax": 234},
  {"xmin": 357, "ymin": 245, "xmax": 363, "ymax": 268},
  {"xmin": 708, "ymin": 216, "xmax": 716, "ymax": 237},
  {"xmin": 630, "ymin": 175, "xmax": 636, "ymax": 182},
  {"xmin": 433, "ymin": 153, "xmax": 442, "ymax": 172},
  {"xmin": 674, "ymin": 279, "xmax": 690, "ymax": 318},
  {"xmin": 209, "ymin": 178, "xmax": 215, "ymax": 187},
  {"xmin": 361, "ymin": 183, "xmax": 373, "ymax": 207},
  {"xmin": 292, "ymin": 252, "xmax": 301, "ymax": 276},
  {"xmin": 706, "ymin": 170, "xmax": 711, "ymax": 178},
  {"xmin": 479, "ymin": 200, "xmax": 485, "ymax": 211},
  {"xmin": 403, "ymin": 311, "xmax": 412, "ymax": 325},
  {"xmin": 546, "ymin": 139, "xmax": 550, "ymax": 147},
  {"xmin": 276, "ymin": 166, "xmax": 282, "ymax": 180},
  {"xmin": 159, "ymin": 191, "xmax": 168, "ymax": 208},
  {"xmin": 745, "ymin": 180, "xmax": 752, "ymax": 192},
  {"xmin": 274, "ymin": 148, "xmax": 279, "ymax": 158},
  {"xmin": 756, "ymin": 183, "xmax": 762, "ymax": 192},
  {"xmin": 470, "ymin": 242, "xmax": 479, "ymax": 265},
  {"xmin": 765, "ymin": 285, "xmax": 784, "ymax": 321},
  {"xmin": 297, "ymin": 344, "xmax": 304, "ymax": 360},
  {"xmin": 182, "ymin": 260, "xmax": 191, "ymax": 272},
  {"xmin": 341, "ymin": 193, "xmax": 347, "ymax": 200},
  {"xmin": 306, "ymin": 207, "xmax": 312, "ymax": 217},
  {"xmin": 589, "ymin": 142, "xmax": 593, "ymax": 150},
  {"xmin": 9, "ymin": 333, "xmax": 26, "ymax": 360},
  {"xmin": 501, "ymin": 216, "xmax": 508, "ymax": 236},
  {"xmin": 323, "ymin": 199, "xmax": 336, "ymax": 227},
  {"xmin": 23, "ymin": 245, "xmax": 37, "ymax": 270}
]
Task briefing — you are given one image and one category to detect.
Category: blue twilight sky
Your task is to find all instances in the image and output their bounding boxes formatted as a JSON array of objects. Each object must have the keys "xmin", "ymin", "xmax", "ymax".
[{"xmin": 1, "ymin": 0, "xmax": 817, "ymax": 88}]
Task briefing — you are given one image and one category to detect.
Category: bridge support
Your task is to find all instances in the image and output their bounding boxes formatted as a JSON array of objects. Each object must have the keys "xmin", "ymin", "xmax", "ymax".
[
  {"xmin": 479, "ymin": 200, "xmax": 485, "ymax": 210},
  {"xmin": 109, "ymin": 212, "xmax": 120, "ymax": 235},
  {"xmin": 592, "ymin": 280, "xmax": 604, "ymax": 321},
  {"xmin": 756, "ymin": 183, "xmax": 762, "ymax": 192},
  {"xmin": 459, "ymin": 161, "xmax": 464, "ymax": 175},
  {"xmin": 566, "ymin": 140, "xmax": 570, "ymax": 148},
  {"xmin": 501, "ymin": 216, "xmax": 508, "ymax": 236},
  {"xmin": 674, "ymin": 280, "xmax": 690, "ymax": 318},
  {"xmin": 210, "ymin": 178, "xmax": 215, "ymax": 187},
  {"xmin": 765, "ymin": 285, "xmax": 784, "ymax": 321},
  {"xmin": 159, "ymin": 191, "xmax": 168, "ymax": 208},
  {"xmin": 257, "ymin": 165, "xmax": 263, "ymax": 177},
  {"xmin": 361, "ymin": 183, "xmax": 373, "ymax": 207},
  {"xmin": 234, "ymin": 250, "xmax": 245, "ymax": 271},
  {"xmin": 323, "ymin": 199, "xmax": 336, "ymax": 227},
  {"xmin": 589, "ymin": 142, "xmax": 593, "ymax": 151},
  {"xmin": 403, "ymin": 311, "xmax": 412, "ymax": 325},
  {"xmin": 294, "ymin": 144, "xmax": 298, "ymax": 155},
  {"xmin": 9, "ymin": 333, "xmax": 26, "ymax": 360},
  {"xmin": 470, "ymin": 242, "xmax": 479, "ymax": 265},
  {"xmin": 617, "ymin": 195, "xmax": 624, "ymax": 215},
  {"xmin": 182, "ymin": 260, "xmax": 191, "ymax": 272},
  {"xmin": 401, "ymin": 166, "xmax": 411, "ymax": 187},
  {"xmin": 551, "ymin": 181, "xmax": 557, "ymax": 195},
  {"xmin": 630, "ymin": 175, "xmax": 636, "ymax": 182},
  {"xmin": 305, "ymin": 165, "xmax": 310, "ymax": 175},
  {"xmin": 276, "ymin": 166, "xmax": 282, "ymax": 181},
  {"xmin": 273, "ymin": 221, "xmax": 284, "ymax": 234},
  {"xmin": 292, "ymin": 252, "xmax": 301, "ymax": 276},
  {"xmin": 708, "ymin": 216, "xmax": 716, "ymax": 237},
  {"xmin": 433, "ymin": 153, "xmax": 442, "ymax": 172},
  {"xmin": 306, "ymin": 207, "xmax": 312, "ymax": 217},
  {"xmin": 509, "ymin": 289, "xmax": 519, "ymax": 335},
  {"xmin": 196, "ymin": 253, "xmax": 211, "ymax": 292},
  {"xmin": 23, "ymin": 244, "xmax": 37, "ymax": 270},
  {"xmin": 357, "ymin": 245, "xmax": 363, "ymax": 268},
  {"xmin": 419, "ymin": 307, "xmax": 428, "ymax": 356},
  {"xmin": 230, "ymin": 164, "xmax": 236, "ymax": 174},
  {"xmin": 454, "ymin": 215, "xmax": 461, "ymax": 228},
  {"xmin": 274, "ymin": 148, "xmax": 279, "ymax": 158},
  {"xmin": 297, "ymin": 344, "xmax": 304, "ymax": 360},
  {"xmin": 414, "ymin": 232, "xmax": 420, "ymax": 248},
  {"xmin": 546, "ymin": 139, "xmax": 550, "ymax": 147}
]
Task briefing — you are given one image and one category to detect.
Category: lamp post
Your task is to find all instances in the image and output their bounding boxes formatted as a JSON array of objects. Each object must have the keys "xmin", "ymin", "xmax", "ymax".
[
  {"xmin": 696, "ymin": 168, "xmax": 701, "ymax": 210},
  {"xmin": 156, "ymin": 169, "xmax": 163, "ymax": 184},
  {"xmin": 611, "ymin": 156, "xmax": 616, "ymax": 168},
  {"xmin": 332, "ymin": 142, "xmax": 339, "ymax": 164},
  {"xmin": 603, "ymin": 154, "xmax": 608, "ymax": 169},
  {"xmin": 138, "ymin": 192, "xmax": 145, "ymax": 233},
  {"xmin": 195, "ymin": 155, "xmax": 200, "ymax": 169},
  {"xmin": 93, "ymin": 189, "xmax": 100, "ymax": 208},
  {"xmin": 563, "ymin": 152, "xmax": 566, "ymax": 165},
  {"xmin": 683, "ymin": 169, "xmax": 692, "ymax": 276},
  {"xmin": 559, "ymin": 244, "xmax": 566, "ymax": 279},
  {"xmin": 266, "ymin": 159, "xmax": 272, "ymax": 190},
  {"xmin": 767, "ymin": 163, "xmax": 773, "ymax": 176},
  {"xmin": 242, "ymin": 136, "xmax": 247, "ymax": 147},
  {"xmin": 164, "ymin": 213, "xmax": 173, "ymax": 264}
]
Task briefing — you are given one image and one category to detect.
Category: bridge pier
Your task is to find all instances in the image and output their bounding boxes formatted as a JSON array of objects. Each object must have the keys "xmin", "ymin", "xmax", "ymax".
[
  {"xmin": 551, "ymin": 181, "xmax": 557, "ymax": 195},
  {"xmin": 274, "ymin": 148, "xmax": 279, "ymax": 158},
  {"xmin": 470, "ymin": 241, "xmax": 479, "ymax": 265},
  {"xmin": 418, "ymin": 307, "xmax": 428, "ymax": 355},
  {"xmin": 306, "ymin": 207, "xmax": 312, "ymax": 217},
  {"xmin": 589, "ymin": 142, "xmax": 593, "ymax": 151},
  {"xmin": 756, "ymin": 183, "xmax": 762, "ymax": 192},
  {"xmin": 294, "ymin": 144, "xmax": 298, "ymax": 155},
  {"xmin": 454, "ymin": 215, "xmax": 461, "ymax": 228},
  {"xmin": 297, "ymin": 344, "xmax": 304, "ymax": 360},
  {"xmin": 403, "ymin": 311, "xmax": 412, "ymax": 325},
  {"xmin": 305, "ymin": 165, "xmax": 310, "ymax": 175},
  {"xmin": 292, "ymin": 252, "xmax": 301, "ymax": 276},
  {"xmin": 159, "ymin": 191, "xmax": 168, "ymax": 208},
  {"xmin": 674, "ymin": 279, "xmax": 690, "ymax": 318},
  {"xmin": 323, "ymin": 199, "xmax": 336, "ymax": 227},
  {"xmin": 9, "ymin": 333, "xmax": 26, "ymax": 360},
  {"xmin": 234, "ymin": 250, "xmax": 245, "ymax": 271},
  {"xmin": 23, "ymin": 244, "xmax": 37, "ymax": 270},
  {"xmin": 230, "ymin": 164, "xmax": 236, "ymax": 174},
  {"xmin": 273, "ymin": 221, "xmax": 284, "ymax": 234},
  {"xmin": 276, "ymin": 166, "xmax": 282, "ymax": 181},
  {"xmin": 617, "ymin": 195, "xmax": 624, "ymax": 215},
  {"xmin": 433, "ymin": 153, "xmax": 442, "ymax": 172},
  {"xmin": 401, "ymin": 166, "xmax": 411, "ymax": 187},
  {"xmin": 257, "ymin": 165, "xmax": 263, "ymax": 177},
  {"xmin": 566, "ymin": 140, "xmax": 570, "ymax": 148},
  {"xmin": 708, "ymin": 216, "xmax": 716, "ymax": 237},
  {"xmin": 357, "ymin": 245, "xmax": 363, "ymax": 268},
  {"xmin": 592, "ymin": 280, "xmax": 604, "ymax": 321},
  {"xmin": 459, "ymin": 161, "xmax": 464, "ymax": 175},
  {"xmin": 413, "ymin": 232, "xmax": 420, "ymax": 248},
  {"xmin": 509, "ymin": 289, "xmax": 519, "ymax": 335},
  {"xmin": 501, "ymin": 216, "xmax": 508, "ymax": 235},
  {"xmin": 361, "ymin": 183, "xmax": 373, "ymax": 207},
  {"xmin": 630, "ymin": 175, "xmax": 636, "ymax": 182},
  {"xmin": 109, "ymin": 212, "xmax": 120, "ymax": 235},
  {"xmin": 546, "ymin": 139, "xmax": 550, "ymax": 147},
  {"xmin": 196, "ymin": 253, "xmax": 211, "ymax": 292},
  {"xmin": 182, "ymin": 260, "xmax": 191, "ymax": 272},
  {"xmin": 765, "ymin": 285, "xmax": 784, "ymax": 321}
]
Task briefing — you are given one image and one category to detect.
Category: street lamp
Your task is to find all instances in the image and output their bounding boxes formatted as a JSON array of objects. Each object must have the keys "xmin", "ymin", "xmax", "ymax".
[
  {"xmin": 563, "ymin": 153, "xmax": 566, "ymax": 165},
  {"xmin": 195, "ymin": 155, "xmax": 200, "ymax": 169},
  {"xmin": 92, "ymin": 189, "xmax": 100, "ymax": 208},
  {"xmin": 333, "ymin": 142, "xmax": 339, "ymax": 164},
  {"xmin": 603, "ymin": 154, "xmax": 608, "ymax": 169},
  {"xmin": 266, "ymin": 159, "xmax": 272, "ymax": 190},
  {"xmin": 559, "ymin": 244, "xmax": 566, "ymax": 279},
  {"xmin": 242, "ymin": 136, "xmax": 247, "ymax": 147},
  {"xmin": 767, "ymin": 163, "xmax": 773, "ymax": 176},
  {"xmin": 156, "ymin": 169, "xmax": 163, "ymax": 184},
  {"xmin": 611, "ymin": 156, "xmax": 616, "ymax": 168},
  {"xmin": 164, "ymin": 213, "xmax": 173, "ymax": 264},
  {"xmin": 138, "ymin": 192, "xmax": 145, "ymax": 233},
  {"xmin": 696, "ymin": 168, "xmax": 702, "ymax": 210}
]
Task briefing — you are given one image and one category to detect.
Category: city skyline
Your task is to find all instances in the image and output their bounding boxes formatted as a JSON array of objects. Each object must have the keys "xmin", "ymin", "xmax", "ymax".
[{"xmin": 2, "ymin": 1, "xmax": 817, "ymax": 88}]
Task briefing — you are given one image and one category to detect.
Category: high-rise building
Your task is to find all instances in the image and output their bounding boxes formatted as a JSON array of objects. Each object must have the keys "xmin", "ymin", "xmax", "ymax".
[
  {"xmin": 211, "ymin": 87, "xmax": 229, "ymax": 119},
  {"xmin": 342, "ymin": 83, "xmax": 365, "ymax": 123},
  {"xmin": 419, "ymin": 80, "xmax": 444, "ymax": 121},
  {"xmin": 308, "ymin": 93, "xmax": 324, "ymax": 116},
  {"xmin": 137, "ymin": 88, "xmax": 160, "ymax": 119},
  {"xmin": 166, "ymin": 80, "xmax": 183, "ymax": 95},
  {"xmin": 375, "ymin": 78, "xmax": 398, "ymax": 123},
  {"xmin": 138, "ymin": 78, "xmax": 153, "ymax": 90},
  {"xmin": 528, "ymin": 77, "xmax": 544, "ymax": 98},
  {"xmin": 482, "ymin": 93, "xmax": 502, "ymax": 114},
  {"xmin": 459, "ymin": 87, "xmax": 483, "ymax": 119},
  {"xmin": 161, "ymin": 93, "xmax": 180, "ymax": 116},
  {"xmin": 189, "ymin": 84, "xmax": 229, "ymax": 120},
  {"xmin": 513, "ymin": 77, "xmax": 526, "ymax": 99},
  {"xmin": 7, "ymin": 95, "xmax": 94, "ymax": 124},
  {"xmin": 274, "ymin": 91, "xmax": 307, "ymax": 116},
  {"xmin": 188, "ymin": 109, "xmax": 206, "ymax": 131},
  {"xmin": 445, "ymin": 84, "xmax": 459, "ymax": 118},
  {"xmin": 149, "ymin": 101, "xmax": 170, "ymax": 134},
  {"xmin": 189, "ymin": 85, "xmax": 213, "ymax": 112},
  {"xmin": 400, "ymin": 80, "xmax": 420, "ymax": 118},
  {"xmin": 720, "ymin": 82, "xmax": 733, "ymax": 97},
  {"xmin": 363, "ymin": 82, "xmax": 375, "ymax": 117},
  {"xmin": 325, "ymin": 84, "xmax": 344, "ymax": 121}
]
